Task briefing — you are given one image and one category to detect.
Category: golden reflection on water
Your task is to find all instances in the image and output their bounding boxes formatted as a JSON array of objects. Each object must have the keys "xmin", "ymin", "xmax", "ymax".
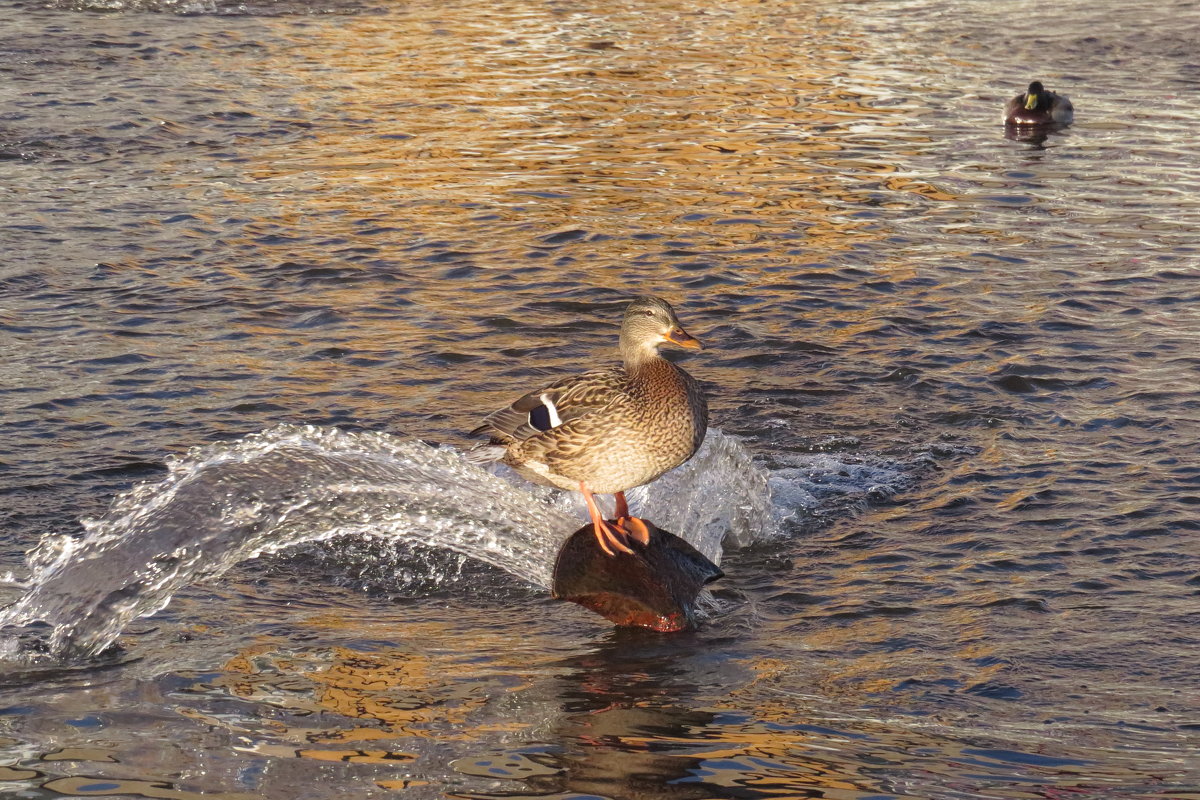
[
  {"xmin": 204, "ymin": 637, "xmax": 930, "ymax": 799},
  {"xmin": 206, "ymin": 616, "xmax": 566, "ymax": 747},
  {"xmin": 216, "ymin": 651, "xmax": 478, "ymax": 740},
  {"xmin": 160, "ymin": 0, "xmax": 981, "ymax": 437},
  {"xmin": 122, "ymin": 0, "xmax": 988, "ymax": 435},
  {"xmin": 218, "ymin": 0, "xmax": 955, "ymax": 272},
  {"xmin": 137, "ymin": 600, "xmax": 1176, "ymax": 800}
]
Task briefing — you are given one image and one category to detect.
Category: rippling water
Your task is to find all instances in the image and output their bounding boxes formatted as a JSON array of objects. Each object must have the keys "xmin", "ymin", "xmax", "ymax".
[{"xmin": 3, "ymin": 0, "xmax": 1200, "ymax": 796}]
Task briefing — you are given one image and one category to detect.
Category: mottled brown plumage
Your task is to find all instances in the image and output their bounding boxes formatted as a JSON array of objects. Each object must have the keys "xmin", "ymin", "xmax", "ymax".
[{"xmin": 468, "ymin": 296, "xmax": 708, "ymax": 555}]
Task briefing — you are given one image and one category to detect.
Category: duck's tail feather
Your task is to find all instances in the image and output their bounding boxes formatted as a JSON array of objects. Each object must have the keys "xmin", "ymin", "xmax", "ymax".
[{"xmin": 465, "ymin": 443, "xmax": 507, "ymax": 465}]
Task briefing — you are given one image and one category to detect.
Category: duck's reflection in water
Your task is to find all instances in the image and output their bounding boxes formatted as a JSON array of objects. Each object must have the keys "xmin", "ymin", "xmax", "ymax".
[
  {"xmin": 532, "ymin": 629, "xmax": 732, "ymax": 800},
  {"xmin": 527, "ymin": 629, "xmax": 928, "ymax": 800},
  {"xmin": 1004, "ymin": 122, "xmax": 1071, "ymax": 148}
]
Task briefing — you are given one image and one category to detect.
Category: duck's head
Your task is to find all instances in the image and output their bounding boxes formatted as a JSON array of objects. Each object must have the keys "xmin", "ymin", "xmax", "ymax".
[
  {"xmin": 620, "ymin": 296, "xmax": 702, "ymax": 362},
  {"xmin": 1024, "ymin": 81, "xmax": 1047, "ymax": 111}
]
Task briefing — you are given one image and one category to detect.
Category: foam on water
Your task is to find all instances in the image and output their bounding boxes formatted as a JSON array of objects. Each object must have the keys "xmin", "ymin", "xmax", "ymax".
[
  {"xmin": 0, "ymin": 425, "xmax": 778, "ymax": 662},
  {"xmin": 765, "ymin": 451, "xmax": 926, "ymax": 531}
]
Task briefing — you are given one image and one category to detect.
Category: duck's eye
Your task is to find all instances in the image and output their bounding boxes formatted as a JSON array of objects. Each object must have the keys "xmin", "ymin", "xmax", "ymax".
[{"xmin": 643, "ymin": 309, "xmax": 655, "ymax": 317}]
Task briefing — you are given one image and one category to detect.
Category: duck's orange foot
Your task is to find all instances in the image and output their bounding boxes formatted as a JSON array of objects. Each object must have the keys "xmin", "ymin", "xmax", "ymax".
[
  {"xmin": 592, "ymin": 519, "xmax": 633, "ymax": 557},
  {"xmin": 615, "ymin": 516, "xmax": 652, "ymax": 546},
  {"xmin": 591, "ymin": 517, "xmax": 653, "ymax": 557}
]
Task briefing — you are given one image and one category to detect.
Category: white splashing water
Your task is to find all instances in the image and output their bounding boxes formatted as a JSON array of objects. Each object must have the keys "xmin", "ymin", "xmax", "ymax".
[
  {"xmin": 0, "ymin": 425, "xmax": 776, "ymax": 661},
  {"xmin": 766, "ymin": 451, "xmax": 928, "ymax": 530}
]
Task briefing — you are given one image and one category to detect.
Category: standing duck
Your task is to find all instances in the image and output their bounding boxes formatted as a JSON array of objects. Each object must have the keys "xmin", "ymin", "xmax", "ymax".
[
  {"xmin": 469, "ymin": 296, "xmax": 708, "ymax": 557},
  {"xmin": 1004, "ymin": 81, "xmax": 1074, "ymax": 126}
]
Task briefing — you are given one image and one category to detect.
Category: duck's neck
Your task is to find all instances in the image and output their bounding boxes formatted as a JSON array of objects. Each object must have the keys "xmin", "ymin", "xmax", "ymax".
[{"xmin": 621, "ymin": 340, "xmax": 663, "ymax": 374}]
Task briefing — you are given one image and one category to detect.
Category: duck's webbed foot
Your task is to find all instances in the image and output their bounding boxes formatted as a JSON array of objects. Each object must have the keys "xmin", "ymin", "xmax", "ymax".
[
  {"xmin": 610, "ymin": 491, "xmax": 652, "ymax": 547},
  {"xmin": 581, "ymin": 484, "xmax": 650, "ymax": 556},
  {"xmin": 593, "ymin": 518, "xmax": 636, "ymax": 557},
  {"xmin": 614, "ymin": 516, "xmax": 651, "ymax": 546}
]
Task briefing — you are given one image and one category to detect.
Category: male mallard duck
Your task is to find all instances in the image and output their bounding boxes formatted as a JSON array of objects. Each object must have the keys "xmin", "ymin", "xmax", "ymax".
[
  {"xmin": 469, "ymin": 296, "xmax": 708, "ymax": 557},
  {"xmin": 1004, "ymin": 81, "xmax": 1074, "ymax": 126}
]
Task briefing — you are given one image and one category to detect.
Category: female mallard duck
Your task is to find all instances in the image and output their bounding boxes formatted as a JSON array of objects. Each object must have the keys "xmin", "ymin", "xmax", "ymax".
[
  {"xmin": 1004, "ymin": 81, "xmax": 1074, "ymax": 126},
  {"xmin": 469, "ymin": 296, "xmax": 708, "ymax": 557}
]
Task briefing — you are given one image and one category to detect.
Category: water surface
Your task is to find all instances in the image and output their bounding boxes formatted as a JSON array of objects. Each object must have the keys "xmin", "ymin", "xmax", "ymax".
[{"xmin": 3, "ymin": 0, "xmax": 1200, "ymax": 797}]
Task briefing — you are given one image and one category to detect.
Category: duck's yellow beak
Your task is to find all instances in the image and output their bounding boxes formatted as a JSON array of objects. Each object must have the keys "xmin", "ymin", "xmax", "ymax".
[
  {"xmin": 665, "ymin": 327, "xmax": 703, "ymax": 350},
  {"xmin": 1024, "ymin": 93, "xmax": 1038, "ymax": 110}
]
